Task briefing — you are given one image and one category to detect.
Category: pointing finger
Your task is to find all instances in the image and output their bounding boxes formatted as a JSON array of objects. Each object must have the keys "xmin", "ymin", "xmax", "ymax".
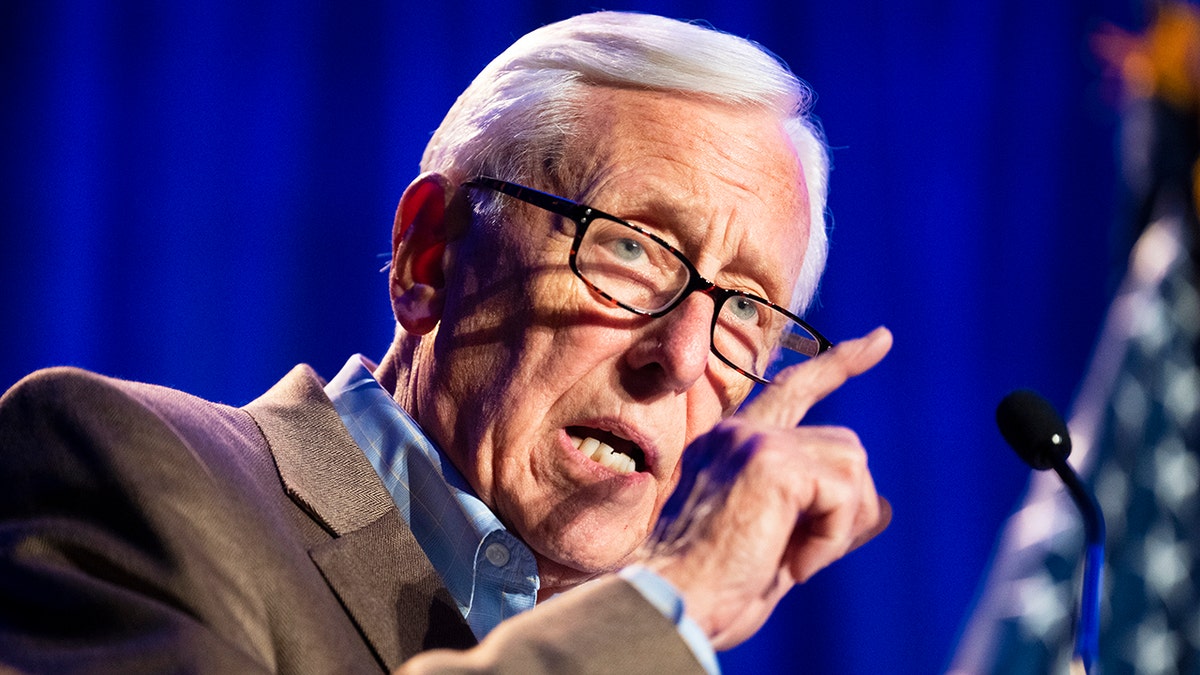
[{"xmin": 741, "ymin": 326, "xmax": 893, "ymax": 428}]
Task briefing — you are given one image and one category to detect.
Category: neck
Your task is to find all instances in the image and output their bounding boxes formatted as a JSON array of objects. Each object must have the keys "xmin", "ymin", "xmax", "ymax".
[
  {"xmin": 533, "ymin": 556, "xmax": 604, "ymax": 603},
  {"xmin": 376, "ymin": 326, "xmax": 429, "ymax": 415},
  {"xmin": 380, "ymin": 324, "xmax": 605, "ymax": 605}
]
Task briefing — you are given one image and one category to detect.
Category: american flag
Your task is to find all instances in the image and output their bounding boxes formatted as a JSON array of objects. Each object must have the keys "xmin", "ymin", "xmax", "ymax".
[
  {"xmin": 950, "ymin": 214, "xmax": 1200, "ymax": 673},
  {"xmin": 952, "ymin": 4, "xmax": 1200, "ymax": 671}
]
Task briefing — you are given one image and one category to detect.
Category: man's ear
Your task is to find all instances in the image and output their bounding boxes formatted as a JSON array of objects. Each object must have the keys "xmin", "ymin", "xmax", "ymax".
[{"xmin": 390, "ymin": 172, "xmax": 458, "ymax": 335}]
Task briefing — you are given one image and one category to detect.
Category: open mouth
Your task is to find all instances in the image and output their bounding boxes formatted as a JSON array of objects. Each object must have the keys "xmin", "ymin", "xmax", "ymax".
[{"xmin": 566, "ymin": 426, "xmax": 647, "ymax": 475}]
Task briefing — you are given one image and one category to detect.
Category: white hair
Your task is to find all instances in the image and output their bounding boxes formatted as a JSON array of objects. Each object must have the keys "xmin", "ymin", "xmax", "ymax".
[{"xmin": 421, "ymin": 11, "xmax": 830, "ymax": 313}]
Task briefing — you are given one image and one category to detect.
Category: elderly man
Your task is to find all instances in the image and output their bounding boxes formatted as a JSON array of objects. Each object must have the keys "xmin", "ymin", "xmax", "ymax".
[{"xmin": 0, "ymin": 11, "xmax": 891, "ymax": 674}]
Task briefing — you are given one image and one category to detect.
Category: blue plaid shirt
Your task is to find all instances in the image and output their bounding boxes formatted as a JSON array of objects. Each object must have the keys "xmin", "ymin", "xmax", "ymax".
[
  {"xmin": 325, "ymin": 355, "xmax": 538, "ymax": 639},
  {"xmin": 324, "ymin": 355, "xmax": 718, "ymax": 673}
]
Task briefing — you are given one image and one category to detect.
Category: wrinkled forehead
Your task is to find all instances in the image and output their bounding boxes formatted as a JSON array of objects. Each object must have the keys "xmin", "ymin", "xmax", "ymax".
[{"xmin": 558, "ymin": 87, "xmax": 810, "ymax": 302}]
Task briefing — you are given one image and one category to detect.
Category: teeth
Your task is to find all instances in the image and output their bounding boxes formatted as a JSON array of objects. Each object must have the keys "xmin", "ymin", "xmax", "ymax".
[
  {"xmin": 570, "ymin": 434, "xmax": 636, "ymax": 474},
  {"xmin": 579, "ymin": 436, "xmax": 600, "ymax": 457},
  {"xmin": 593, "ymin": 442, "xmax": 634, "ymax": 474}
]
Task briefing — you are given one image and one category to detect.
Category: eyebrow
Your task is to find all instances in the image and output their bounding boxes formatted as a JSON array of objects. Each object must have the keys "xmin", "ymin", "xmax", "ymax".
[{"xmin": 604, "ymin": 195, "xmax": 799, "ymax": 304}]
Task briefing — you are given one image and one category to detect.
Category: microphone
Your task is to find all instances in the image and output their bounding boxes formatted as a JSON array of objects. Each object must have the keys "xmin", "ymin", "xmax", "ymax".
[{"xmin": 996, "ymin": 390, "xmax": 1105, "ymax": 674}]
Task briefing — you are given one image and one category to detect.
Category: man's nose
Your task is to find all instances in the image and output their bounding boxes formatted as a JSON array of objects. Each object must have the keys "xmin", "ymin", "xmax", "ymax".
[{"xmin": 624, "ymin": 292, "xmax": 713, "ymax": 394}]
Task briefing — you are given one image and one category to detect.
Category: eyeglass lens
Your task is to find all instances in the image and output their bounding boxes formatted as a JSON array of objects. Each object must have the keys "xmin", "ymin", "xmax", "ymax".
[{"xmin": 574, "ymin": 216, "xmax": 822, "ymax": 381}]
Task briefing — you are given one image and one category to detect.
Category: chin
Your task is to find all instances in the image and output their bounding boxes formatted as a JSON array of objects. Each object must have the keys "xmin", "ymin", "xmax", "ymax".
[{"xmin": 532, "ymin": 525, "xmax": 648, "ymax": 586}]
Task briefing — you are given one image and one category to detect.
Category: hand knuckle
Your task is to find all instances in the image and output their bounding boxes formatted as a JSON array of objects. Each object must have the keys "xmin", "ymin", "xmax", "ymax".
[{"xmin": 828, "ymin": 426, "xmax": 862, "ymax": 447}]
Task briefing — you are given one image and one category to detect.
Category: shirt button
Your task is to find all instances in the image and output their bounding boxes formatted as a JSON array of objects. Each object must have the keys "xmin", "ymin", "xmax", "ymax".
[{"xmin": 484, "ymin": 542, "xmax": 510, "ymax": 568}]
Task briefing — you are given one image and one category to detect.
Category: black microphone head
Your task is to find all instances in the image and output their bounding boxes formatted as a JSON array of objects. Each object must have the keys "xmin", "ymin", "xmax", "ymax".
[{"xmin": 996, "ymin": 389, "xmax": 1072, "ymax": 471}]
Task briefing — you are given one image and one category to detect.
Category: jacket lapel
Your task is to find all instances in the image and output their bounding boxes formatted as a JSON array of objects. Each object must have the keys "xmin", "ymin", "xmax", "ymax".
[{"xmin": 245, "ymin": 365, "xmax": 475, "ymax": 669}]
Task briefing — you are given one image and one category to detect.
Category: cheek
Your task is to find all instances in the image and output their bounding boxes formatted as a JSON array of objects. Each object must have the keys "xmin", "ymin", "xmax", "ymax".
[
  {"xmin": 701, "ymin": 360, "xmax": 754, "ymax": 423},
  {"xmin": 525, "ymin": 264, "xmax": 650, "ymax": 366},
  {"xmin": 527, "ymin": 262, "xmax": 606, "ymax": 330},
  {"xmin": 436, "ymin": 233, "xmax": 586, "ymax": 378}
]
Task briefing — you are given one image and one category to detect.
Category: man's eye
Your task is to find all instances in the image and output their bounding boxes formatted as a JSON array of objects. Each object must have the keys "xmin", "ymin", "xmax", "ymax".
[
  {"xmin": 610, "ymin": 238, "xmax": 645, "ymax": 262},
  {"xmin": 728, "ymin": 297, "xmax": 760, "ymax": 322}
]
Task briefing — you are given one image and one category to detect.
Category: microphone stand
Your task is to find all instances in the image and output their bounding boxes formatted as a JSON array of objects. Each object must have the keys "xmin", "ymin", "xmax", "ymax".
[
  {"xmin": 996, "ymin": 389, "xmax": 1106, "ymax": 674},
  {"xmin": 1052, "ymin": 456, "xmax": 1105, "ymax": 675}
]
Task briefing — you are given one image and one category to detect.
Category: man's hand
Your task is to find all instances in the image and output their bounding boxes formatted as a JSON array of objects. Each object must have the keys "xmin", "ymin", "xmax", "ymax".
[{"xmin": 642, "ymin": 327, "xmax": 893, "ymax": 650}]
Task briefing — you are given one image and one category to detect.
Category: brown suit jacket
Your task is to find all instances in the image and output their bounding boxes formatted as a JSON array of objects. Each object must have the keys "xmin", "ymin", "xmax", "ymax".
[{"xmin": 0, "ymin": 365, "xmax": 703, "ymax": 674}]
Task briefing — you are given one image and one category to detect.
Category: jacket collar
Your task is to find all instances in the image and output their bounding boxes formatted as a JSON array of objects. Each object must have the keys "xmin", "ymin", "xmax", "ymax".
[
  {"xmin": 244, "ymin": 364, "xmax": 475, "ymax": 669},
  {"xmin": 245, "ymin": 364, "xmax": 393, "ymax": 535}
]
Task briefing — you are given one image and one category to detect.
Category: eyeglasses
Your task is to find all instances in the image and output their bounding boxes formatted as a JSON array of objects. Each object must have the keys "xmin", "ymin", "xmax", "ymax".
[{"xmin": 463, "ymin": 176, "xmax": 832, "ymax": 384}]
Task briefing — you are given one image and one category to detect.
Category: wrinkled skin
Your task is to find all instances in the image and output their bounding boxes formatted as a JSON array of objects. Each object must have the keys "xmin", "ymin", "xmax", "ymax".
[{"xmin": 381, "ymin": 86, "xmax": 891, "ymax": 649}]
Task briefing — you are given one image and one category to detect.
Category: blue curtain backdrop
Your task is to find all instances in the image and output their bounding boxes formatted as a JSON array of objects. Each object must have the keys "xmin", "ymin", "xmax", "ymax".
[{"xmin": 0, "ymin": 1, "xmax": 1140, "ymax": 673}]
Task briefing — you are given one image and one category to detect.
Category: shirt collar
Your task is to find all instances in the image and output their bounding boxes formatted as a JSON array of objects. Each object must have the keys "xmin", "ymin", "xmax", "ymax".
[{"xmin": 324, "ymin": 354, "xmax": 539, "ymax": 639}]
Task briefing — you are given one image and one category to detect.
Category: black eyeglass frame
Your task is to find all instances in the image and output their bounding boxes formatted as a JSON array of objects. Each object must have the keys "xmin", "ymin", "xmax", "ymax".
[{"xmin": 463, "ymin": 176, "xmax": 833, "ymax": 384}]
